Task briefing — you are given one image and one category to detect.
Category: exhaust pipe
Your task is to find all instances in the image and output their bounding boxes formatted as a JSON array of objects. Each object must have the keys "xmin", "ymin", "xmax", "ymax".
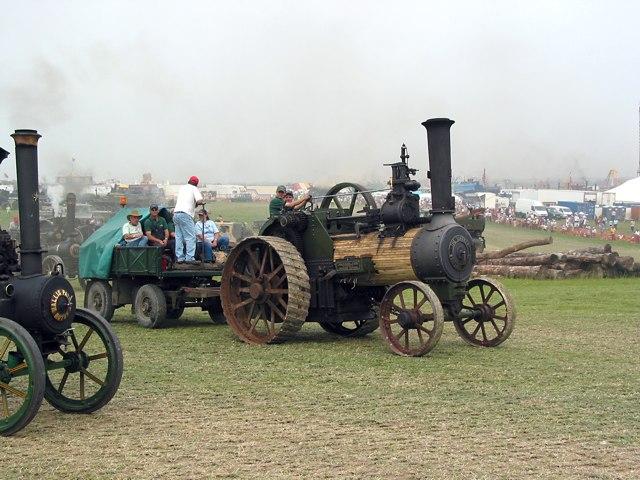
[
  {"xmin": 64, "ymin": 192, "xmax": 76, "ymax": 237},
  {"xmin": 11, "ymin": 129, "xmax": 43, "ymax": 275},
  {"xmin": 421, "ymin": 118, "xmax": 455, "ymax": 213}
]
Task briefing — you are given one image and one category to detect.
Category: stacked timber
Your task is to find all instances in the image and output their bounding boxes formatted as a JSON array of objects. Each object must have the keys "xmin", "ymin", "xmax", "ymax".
[{"xmin": 474, "ymin": 239, "xmax": 639, "ymax": 279}]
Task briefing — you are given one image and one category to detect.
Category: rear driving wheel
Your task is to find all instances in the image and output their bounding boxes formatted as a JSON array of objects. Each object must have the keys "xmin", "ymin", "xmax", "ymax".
[{"xmin": 221, "ymin": 236, "xmax": 310, "ymax": 344}]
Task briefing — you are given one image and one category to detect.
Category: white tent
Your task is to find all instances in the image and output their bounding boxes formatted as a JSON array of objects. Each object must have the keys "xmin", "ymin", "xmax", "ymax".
[{"xmin": 606, "ymin": 177, "xmax": 640, "ymax": 203}]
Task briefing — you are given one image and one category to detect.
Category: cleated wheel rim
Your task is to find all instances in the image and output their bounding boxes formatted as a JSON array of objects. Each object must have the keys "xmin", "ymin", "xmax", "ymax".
[
  {"xmin": 0, "ymin": 317, "xmax": 45, "ymax": 436},
  {"xmin": 44, "ymin": 308, "xmax": 123, "ymax": 413},
  {"xmin": 454, "ymin": 276, "xmax": 516, "ymax": 347},
  {"xmin": 221, "ymin": 236, "xmax": 310, "ymax": 344},
  {"xmin": 379, "ymin": 281, "xmax": 444, "ymax": 357}
]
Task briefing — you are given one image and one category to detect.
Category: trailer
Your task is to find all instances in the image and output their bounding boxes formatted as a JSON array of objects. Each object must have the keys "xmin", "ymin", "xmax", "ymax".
[{"xmin": 80, "ymin": 208, "xmax": 226, "ymax": 328}]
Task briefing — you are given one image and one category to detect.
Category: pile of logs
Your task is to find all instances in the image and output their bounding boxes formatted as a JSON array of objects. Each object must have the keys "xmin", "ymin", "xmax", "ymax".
[{"xmin": 474, "ymin": 237, "xmax": 640, "ymax": 279}]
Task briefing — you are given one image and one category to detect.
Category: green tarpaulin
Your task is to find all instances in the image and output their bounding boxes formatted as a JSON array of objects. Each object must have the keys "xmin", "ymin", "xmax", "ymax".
[{"xmin": 79, "ymin": 207, "xmax": 152, "ymax": 280}]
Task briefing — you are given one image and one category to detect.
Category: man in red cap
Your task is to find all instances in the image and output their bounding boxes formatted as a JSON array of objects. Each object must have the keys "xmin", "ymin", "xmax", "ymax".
[{"xmin": 173, "ymin": 175, "xmax": 205, "ymax": 263}]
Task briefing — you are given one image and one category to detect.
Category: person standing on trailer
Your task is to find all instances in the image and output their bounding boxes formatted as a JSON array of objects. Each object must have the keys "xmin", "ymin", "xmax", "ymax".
[{"xmin": 173, "ymin": 176, "xmax": 205, "ymax": 263}]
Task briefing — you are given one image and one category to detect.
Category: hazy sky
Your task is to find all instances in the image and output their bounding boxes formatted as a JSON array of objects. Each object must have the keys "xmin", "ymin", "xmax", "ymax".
[{"xmin": 1, "ymin": 0, "xmax": 638, "ymax": 186}]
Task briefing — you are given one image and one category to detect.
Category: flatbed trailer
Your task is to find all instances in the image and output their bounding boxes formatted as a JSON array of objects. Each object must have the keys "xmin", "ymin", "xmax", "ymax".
[{"xmin": 83, "ymin": 245, "xmax": 226, "ymax": 328}]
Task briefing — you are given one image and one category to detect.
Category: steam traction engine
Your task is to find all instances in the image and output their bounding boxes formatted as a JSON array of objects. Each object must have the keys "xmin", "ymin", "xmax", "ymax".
[
  {"xmin": 220, "ymin": 118, "xmax": 515, "ymax": 356},
  {"xmin": 0, "ymin": 131, "xmax": 123, "ymax": 436}
]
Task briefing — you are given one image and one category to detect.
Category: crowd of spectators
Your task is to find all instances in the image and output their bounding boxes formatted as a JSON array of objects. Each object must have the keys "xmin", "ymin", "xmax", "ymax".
[{"xmin": 486, "ymin": 207, "xmax": 640, "ymax": 244}]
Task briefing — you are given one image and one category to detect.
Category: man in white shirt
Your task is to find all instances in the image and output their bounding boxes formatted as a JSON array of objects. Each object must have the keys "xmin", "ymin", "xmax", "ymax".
[
  {"xmin": 173, "ymin": 175, "xmax": 205, "ymax": 263},
  {"xmin": 121, "ymin": 209, "xmax": 148, "ymax": 247}
]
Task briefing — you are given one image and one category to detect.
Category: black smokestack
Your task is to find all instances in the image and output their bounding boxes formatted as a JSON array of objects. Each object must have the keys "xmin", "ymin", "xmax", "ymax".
[
  {"xmin": 11, "ymin": 129, "xmax": 43, "ymax": 275},
  {"xmin": 421, "ymin": 118, "xmax": 455, "ymax": 212},
  {"xmin": 64, "ymin": 192, "xmax": 76, "ymax": 237}
]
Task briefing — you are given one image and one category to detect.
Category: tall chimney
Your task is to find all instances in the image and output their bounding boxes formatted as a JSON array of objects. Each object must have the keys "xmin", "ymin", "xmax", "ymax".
[
  {"xmin": 11, "ymin": 129, "xmax": 43, "ymax": 275},
  {"xmin": 421, "ymin": 118, "xmax": 455, "ymax": 213},
  {"xmin": 64, "ymin": 192, "xmax": 77, "ymax": 237}
]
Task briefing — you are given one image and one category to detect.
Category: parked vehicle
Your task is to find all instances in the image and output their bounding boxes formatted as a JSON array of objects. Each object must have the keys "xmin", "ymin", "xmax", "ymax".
[
  {"xmin": 547, "ymin": 205, "xmax": 572, "ymax": 219},
  {"xmin": 515, "ymin": 198, "xmax": 548, "ymax": 218}
]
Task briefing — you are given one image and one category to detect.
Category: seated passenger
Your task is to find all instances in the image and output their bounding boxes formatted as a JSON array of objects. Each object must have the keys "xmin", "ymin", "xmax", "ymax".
[
  {"xmin": 283, "ymin": 190, "xmax": 311, "ymax": 211},
  {"xmin": 143, "ymin": 203, "xmax": 172, "ymax": 251},
  {"xmin": 195, "ymin": 209, "xmax": 229, "ymax": 262},
  {"xmin": 120, "ymin": 209, "xmax": 148, "ymax": 247}
]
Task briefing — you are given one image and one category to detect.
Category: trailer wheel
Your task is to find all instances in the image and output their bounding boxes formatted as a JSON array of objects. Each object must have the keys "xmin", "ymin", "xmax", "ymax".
[
  {"xmin": 84, "ymin": 280, "xmax": 114, "ymax": 322},
  {"xmin": 207, "ymin": 297, "xmax": 226, "ymax": 325},
  {"xmin": 166, "ymin": 306, "xmax": 185, "ymax": 320},
  {"xmin": 134, "ymin": 284, "xmax": 167, "ymax": 328},
  {"xmin": 0, "ymin": 317, "xmax": 46, "ymax": 436}
]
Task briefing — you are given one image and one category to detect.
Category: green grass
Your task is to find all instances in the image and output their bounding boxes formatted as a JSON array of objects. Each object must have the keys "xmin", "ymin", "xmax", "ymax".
[
  {"xmin": 3, "ymin": 278, "xmax": 639, "ymax": 479},
  {"xmin": 203, "ymin": 201, "xmax": 268, "ymax": 223}
]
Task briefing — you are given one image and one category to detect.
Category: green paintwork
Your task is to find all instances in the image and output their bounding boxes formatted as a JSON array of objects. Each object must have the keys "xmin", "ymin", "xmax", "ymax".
[
  {"xmin": 112, "ymin": 246, "xmax": 163, "ymax": 276},
  {"xmin": 302, "ymin": 214, "xmax": 334, "ymax": 262}
]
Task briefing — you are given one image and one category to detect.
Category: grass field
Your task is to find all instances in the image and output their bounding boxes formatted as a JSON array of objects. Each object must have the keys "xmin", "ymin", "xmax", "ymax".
[{"xmin": 2, "ymin": 278, "xmax": 639, "ymax": 479}]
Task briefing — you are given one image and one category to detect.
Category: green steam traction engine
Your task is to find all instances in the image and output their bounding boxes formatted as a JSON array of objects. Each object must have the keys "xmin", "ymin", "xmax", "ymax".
[
  {"xmin": 220, "ymin": 118, "xmax": 515, "ymax": 356},
  {"xmin": 0, "ymin": 131, "xmax": 123, "ymax": 436}
]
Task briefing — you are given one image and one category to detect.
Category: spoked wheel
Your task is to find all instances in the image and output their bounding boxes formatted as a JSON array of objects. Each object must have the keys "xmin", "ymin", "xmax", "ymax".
[
  {"xmin": 0, "ymin": 317, "xmax": 45, "ymax": 436},
  {"xmin": 84, "ymin": 280, "xmax": 114, "ymax": 321},
  {"xmin": 454, "ymin": 277, "xmax": 515, "ymax": 347},
  {"xmin": 320, "ymin": 307, "xmax": 379, "ymax": 337},
  {"xmin": 42, "ymin": 254, "xmax": 65, "ymax": 275},
  {"xmin": 221, "ymin": 236, "xmax": 310, "ymax": 344},
  {"xmin": 44, "ymin": 308, "xmax": 123, "ymax": 413},
  {"xmin": 319, "ymin": 182, "xmax": 377, "ymax": 216},
  {"xmin": 379, "ymin": 281, "xmax": 444, "ymax": 357}
]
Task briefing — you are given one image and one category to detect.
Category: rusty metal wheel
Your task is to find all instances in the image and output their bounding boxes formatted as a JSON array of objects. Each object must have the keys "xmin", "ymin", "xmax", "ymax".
[
  {"xmin": 221, "ymin": 236, "xmax": 310, "ymax": 344},
  {"xmin": 454, "ymin": 277, "xmax": 515, "ymax": 347},
  {"xmin": 379, "ymin": 281, "xmax": 444, "ymax": 357}
]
